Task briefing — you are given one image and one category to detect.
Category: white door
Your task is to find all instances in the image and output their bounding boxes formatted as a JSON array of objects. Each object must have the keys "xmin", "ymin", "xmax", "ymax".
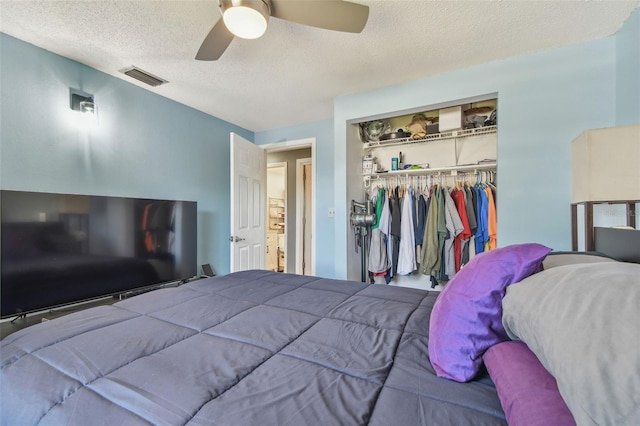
[
  {"xmin": 230, "ymin": 133, "xmax": 266, "ymax": 272},
  {"xmin": 296, "ymin": 157, "xmax": 313, "ymax": 275},
  {"xmin": 303, "ymin": 162, "xmax": 313, "ymax": 275}
]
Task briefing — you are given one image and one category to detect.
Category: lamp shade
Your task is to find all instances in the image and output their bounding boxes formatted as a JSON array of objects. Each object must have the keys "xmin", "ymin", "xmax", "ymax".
[{"xmin": 571, "ymin": 125, "xmax": 640, "ymax": 203}]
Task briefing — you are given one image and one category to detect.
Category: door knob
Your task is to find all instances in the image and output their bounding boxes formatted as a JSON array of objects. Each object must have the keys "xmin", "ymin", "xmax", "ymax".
[{"xmin": 229, "ymin": 236, "xmax": 245, "ymax": 242}]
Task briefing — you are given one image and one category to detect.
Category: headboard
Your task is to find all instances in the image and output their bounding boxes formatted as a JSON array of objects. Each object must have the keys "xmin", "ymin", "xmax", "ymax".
[{"xmin": 594, "ymin": 227, "xmax": 640, "ymax": 263}]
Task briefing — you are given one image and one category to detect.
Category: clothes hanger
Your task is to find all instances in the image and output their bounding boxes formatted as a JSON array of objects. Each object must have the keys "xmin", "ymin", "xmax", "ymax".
[{"xmin": 487, "ymin": 170, "xmax": 497, "ymax": 189}]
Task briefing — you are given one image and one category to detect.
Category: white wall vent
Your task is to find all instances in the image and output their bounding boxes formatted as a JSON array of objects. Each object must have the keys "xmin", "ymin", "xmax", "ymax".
[{"xmin": 119, "ymin": 66, "xmax": 168, "ymax": 87}]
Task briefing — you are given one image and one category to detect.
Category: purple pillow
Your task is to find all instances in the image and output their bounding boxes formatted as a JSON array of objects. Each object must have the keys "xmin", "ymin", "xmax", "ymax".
[
  {"xmin": 484, "ymin": 341, "xmax": 576, "ymax": 426},
  {"xmin": 428, "ymin": 243, "xmax": 551, "ymax": 382}
]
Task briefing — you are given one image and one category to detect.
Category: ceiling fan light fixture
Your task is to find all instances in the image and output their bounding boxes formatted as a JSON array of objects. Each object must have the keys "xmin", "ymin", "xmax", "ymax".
[{"xmin": 222, "ymin": 0, "xmax": 270, "ymax": 40}]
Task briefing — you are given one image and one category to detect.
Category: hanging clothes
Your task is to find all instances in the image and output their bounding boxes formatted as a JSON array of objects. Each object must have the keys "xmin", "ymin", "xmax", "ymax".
[
  {"xmin": 463, "ymin": 184, "xmax": 477, "ymax": 264},
  {"xmin": 443, "ymin": 188, "xmax": 463, "ymax": 279},
  {"xmin": 362, "ymin": 169, "xmax": 496, "ymax": 285},
  {"xmin": 378, "ymin": 189, "xmax": 392, "ymax": 240},
  {"xmin": 452, "ymin": 187, "xmax": 471, "ymax": 271},
  {"xmin": 414, "ymin": 191, "xmax": 427, "ymax": 257},
  {"xmin": 436, "ymin": 186, "xmax": 448, "ymax": 281},
  {"xmin": 417, "ymin": 192, "xmax": 430, "ymax": 265},
  {"xmin": 368, "ymin": 229, "xmax": 389, "ymax": 274},
  {"xmin": 464, "ymin": 184, "xmax": 477, "ymax": 234},
  {"xmin": 379, "ymin": 189, "xmax": 394, "ymax": 283},
  {"xmin": 368, "ymin": 188, "xmax": 391, "ymax": 275},
  {"xmin": 485, "ymin": 186, "xmax": 497, "ymax": 251},
  {"xmin": 413, "ymin": 191, "xmax": 425, "ymax": 244},
  {"xmin": 419, "ymin": 186, "xmax": 439, "ymax": 277},
  {"xmin": 389, "ymin": 188, "xmax": 401, "ymax": 277},
  {"xmin": 397, "ymin": 187, "xmax": 416, "ymax": 275},
  {"xmin": 474, "ymin": 184, "xmax": 488, "ymax": 254}
]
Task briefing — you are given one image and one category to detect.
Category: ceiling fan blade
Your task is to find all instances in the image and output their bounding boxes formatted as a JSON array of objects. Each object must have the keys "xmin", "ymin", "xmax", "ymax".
[
  {"xmin": 271, "ymin": 0, "xmax": 369, "ymax": 33},
  {"xmin": 195, "ymin": 19, "xmax": 234, "ymax": 61}
]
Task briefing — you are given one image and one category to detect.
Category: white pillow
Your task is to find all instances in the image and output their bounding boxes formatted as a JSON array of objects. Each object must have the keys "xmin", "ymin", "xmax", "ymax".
[
  {"xmin": 542, "ymin": 252, "xmax": 616, "ymax": 270},
  {"xmin": 502, "ymin": 262, "xmax": 640, "ymax": 426}
]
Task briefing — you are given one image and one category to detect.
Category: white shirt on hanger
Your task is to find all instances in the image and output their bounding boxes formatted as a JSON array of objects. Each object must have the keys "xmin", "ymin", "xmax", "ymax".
[{"xmin": 397, "ymin": 188, "xmax": 417, "ymax": 275}]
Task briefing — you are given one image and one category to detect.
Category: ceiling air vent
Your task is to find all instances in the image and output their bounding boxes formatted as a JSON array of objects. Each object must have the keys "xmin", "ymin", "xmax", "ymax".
[{"xmin": 120, "ymin": 66, "xmax": 168, "ymax": 87}]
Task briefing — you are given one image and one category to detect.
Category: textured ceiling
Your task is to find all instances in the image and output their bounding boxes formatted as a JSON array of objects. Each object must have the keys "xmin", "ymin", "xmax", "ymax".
[{"xmin": 1, "ymin": 0, "xmax": 638, "ymax": 131}]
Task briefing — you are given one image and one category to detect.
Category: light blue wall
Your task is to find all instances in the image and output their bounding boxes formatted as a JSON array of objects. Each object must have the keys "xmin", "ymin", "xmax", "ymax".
[
  {"xmin": 256, "ymin": 16, "xmax": 639, "ymax": 280},
  {"xmin": 616, "ymin": 8, "xmax": 640, "ymax": 125},
  {"xmin": 333, "ymin": 38, "xmax": 618, "ymax": 279},
  {"xmin": 0, "ymin": 34, "xmax": 254, "ymax": 276},
  {"xmin": 254, "ymin": 119, "xmax": 334, "ymax": 277},
  {"xmin": 3, "ymin": 7, "xmax": 638, "ymax": 282}
]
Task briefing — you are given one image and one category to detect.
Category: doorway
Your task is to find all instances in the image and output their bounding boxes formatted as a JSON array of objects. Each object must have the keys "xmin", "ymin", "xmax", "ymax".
[
  {"xmin": 267, "ymin": 163, "xmax": 286, "ymax": 272},
  {"xmin": 264, "ymin": 139, "xmax": 315, "ymax": 275}
]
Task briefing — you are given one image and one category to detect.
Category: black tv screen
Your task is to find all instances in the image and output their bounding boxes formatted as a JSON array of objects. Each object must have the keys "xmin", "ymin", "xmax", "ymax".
[{"xmin": 1, "ymin": 190, "xmax": 197, "ymax": 318}]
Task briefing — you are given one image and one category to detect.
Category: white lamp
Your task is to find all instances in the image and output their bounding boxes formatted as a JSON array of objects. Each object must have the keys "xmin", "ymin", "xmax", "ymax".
[
  {"xmin": 571, "ymin": 124, "xmax": 640, "ymax": 250},
  {"xmin": 571, "ymin": 125, "xmax": 640, "ymax": 203},
  {"xmin": 221, "ymin": 0, "xmax": 270, "ymax": 40}
]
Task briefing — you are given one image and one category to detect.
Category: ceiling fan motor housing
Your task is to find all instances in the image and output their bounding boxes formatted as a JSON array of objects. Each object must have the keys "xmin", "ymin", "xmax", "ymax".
[
  {"xmin": 197, "ymin": 0, "xmax": 369, "ymax": 60},
  {"xmin": 219, "ymin": 0, "xmax": 271, "ymax": 13}
]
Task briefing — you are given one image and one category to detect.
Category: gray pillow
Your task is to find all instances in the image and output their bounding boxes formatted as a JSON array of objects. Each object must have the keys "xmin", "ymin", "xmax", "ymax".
[
  {"xmin": 542, "ymin": 251, "xmax": 616, "ymax": 270},
  {"xmin": 502, "ymin": 262, "xmax": 640, "ymax": 426}
]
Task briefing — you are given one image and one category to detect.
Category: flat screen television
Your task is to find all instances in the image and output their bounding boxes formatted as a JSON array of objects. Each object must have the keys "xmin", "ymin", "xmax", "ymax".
[{"xmin": 1, "ymin": 190, "xmax": 197, "ymax": 319}]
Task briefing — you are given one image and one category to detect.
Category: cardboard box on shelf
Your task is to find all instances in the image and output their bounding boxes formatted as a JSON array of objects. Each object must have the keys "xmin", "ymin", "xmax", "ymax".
[{"xmin": 439, "ymin": 106, "xmax": 463, "ymax": 131}]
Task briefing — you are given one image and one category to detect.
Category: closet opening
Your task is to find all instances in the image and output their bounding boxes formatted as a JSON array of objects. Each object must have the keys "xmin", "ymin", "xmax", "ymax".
[{"xmin": 348, "ymin": 94, "xmax": 498, "ymax": 289}]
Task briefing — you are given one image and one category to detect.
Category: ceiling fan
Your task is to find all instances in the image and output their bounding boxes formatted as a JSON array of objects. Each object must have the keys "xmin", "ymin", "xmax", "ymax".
[{"xmin": 195, "ymin": 0, "xmax": 369, "ymax": 61}]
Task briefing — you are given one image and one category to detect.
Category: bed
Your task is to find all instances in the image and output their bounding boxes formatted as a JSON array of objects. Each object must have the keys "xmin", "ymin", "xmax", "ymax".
[{"xmin": 1, "ymin": 243, "xmax": 639, "ymax": 425}]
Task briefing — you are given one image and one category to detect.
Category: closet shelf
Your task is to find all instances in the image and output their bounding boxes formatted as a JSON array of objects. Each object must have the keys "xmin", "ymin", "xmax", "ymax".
[
  {"xmin": 363, "ymin": 125, "xmax": 497, "ymax": 149},
  {"xmin": 363, "ymin": 162, "xmax": 496, "ymax": 181}
]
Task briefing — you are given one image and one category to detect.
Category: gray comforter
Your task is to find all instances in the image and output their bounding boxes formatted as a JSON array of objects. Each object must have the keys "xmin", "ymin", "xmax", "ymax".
[{"xmin": 1, "ymin": 270, "xmax": 505, "ymax": 425}]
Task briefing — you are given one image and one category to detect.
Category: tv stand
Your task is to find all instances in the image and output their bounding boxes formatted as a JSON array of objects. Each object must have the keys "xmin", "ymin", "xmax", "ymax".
[
  {"xmin": 1, "ymin": 297, "xmax": 117, "ymax": 340},
  {"xmin": 10, "ymin": 314, "xmax": 26, "ymax": 324}
]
